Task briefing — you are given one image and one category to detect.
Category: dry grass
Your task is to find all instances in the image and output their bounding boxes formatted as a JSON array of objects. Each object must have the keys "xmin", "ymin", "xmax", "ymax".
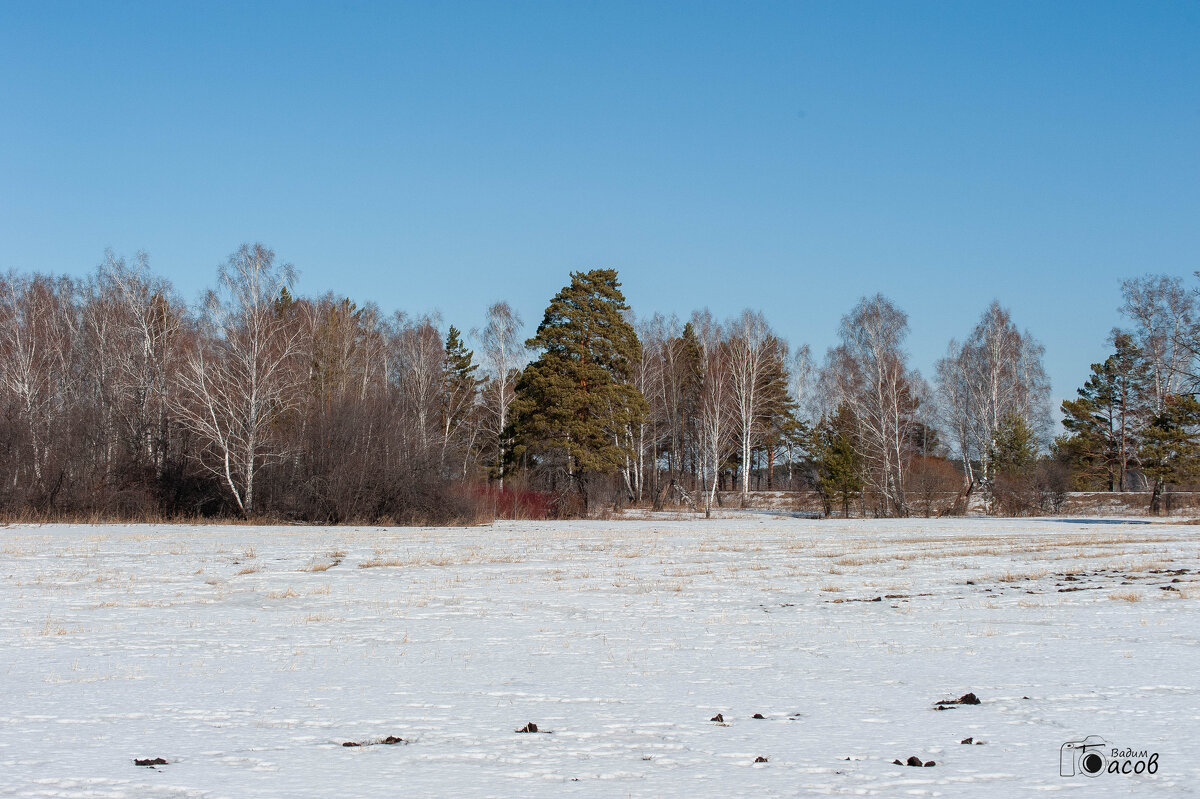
[
  {"xmin": 358, "ymin": 557, "xmax": 409, "ymax": 569},
  {"xmin": 997, "ymin": 569, "xmax": 1049, "ymax": 583},
  {"xmin": 1109, "ymin": 590, "xmax": 1142, "ymax": 602},
  {"xmin": 40, "ymin": 616, "xmax": 69, "ymax": 636},
  {"xmin": 266, "ymin": 586, "xmax": 299, "ymax": 599}
]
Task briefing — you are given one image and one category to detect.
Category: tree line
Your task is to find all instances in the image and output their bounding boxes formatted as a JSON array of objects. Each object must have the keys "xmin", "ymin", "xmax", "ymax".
[{"xmin": 1, "ymin": 245, "xmax": 1197, "ymax": 521}]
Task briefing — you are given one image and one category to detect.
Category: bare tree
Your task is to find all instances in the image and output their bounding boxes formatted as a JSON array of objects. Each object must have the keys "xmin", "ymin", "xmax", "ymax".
[
  {"xmin": 824, "ymin": 295, "xmax": 920, "ymax": 516},
  {"xmin": 935, "ymin": 302, "xmax": 1049, "ymax": 497},
  {"xmin": 727, "ymin": 309, "xmax": 771, "ymax": 502},
  {"xmin": 100, "ymin": 251, "xmax": 182, "ymax": 478},
  {"xmin": 695, "ymin": 320, "xmax": 732, "ymax": 517},
  {"xmin": 173, "ymin": 244, "xmax": 303, "ymax": 516},
  {"xmin": 1121, "ymin": 275, "xmax": 1196, "ymax": 411},
  {"xmin": 388, "ymin": 313, "xmax": 444, "ymax": 454},
  {"xmin": 476, "ymin": 301, "xmax": 524, "ymax": 489},
  {"xmin": 783, "ymin": 343, "xmax": 812, "ymax": 486},
  {"xmin": 0, "ymin": 273, "xmax": 79, "ymax": 496},
  {"xmin": 626, "ymin": 313, "xmax": 668, "ymax": 503}
]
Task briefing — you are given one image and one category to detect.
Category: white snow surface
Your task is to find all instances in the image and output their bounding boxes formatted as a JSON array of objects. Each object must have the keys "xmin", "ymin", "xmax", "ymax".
[{"xmin": 2, "ymin": 516, "xmax": 1198, "ymax": 797}]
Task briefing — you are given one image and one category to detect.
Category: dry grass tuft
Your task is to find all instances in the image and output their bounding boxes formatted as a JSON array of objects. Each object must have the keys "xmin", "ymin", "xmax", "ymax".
[{"xmin": 1109, "ymin": 590, "xmax": 1141, "ymax": 603}]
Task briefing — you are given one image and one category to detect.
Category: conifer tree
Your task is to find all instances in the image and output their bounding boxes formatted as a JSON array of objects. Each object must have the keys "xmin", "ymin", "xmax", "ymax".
[
  {"xmin": 987, "ymin": 412, "xmax": 1038, "ymax": 477},
  {"xmin": 756, "ymin": 336, "xmax": 799, "ymax": 489},
  {"xmin": 1140, "ymin": 394, "xmax": 1200, "ymax": 514},
  {"xmin": 510, "ymin": 269, "xmax": 648, "ymax": 511},
  {"xmin": 671, "ymin": 320, "xmax": 704, "ymax": 486},
  {"xmin": 440, "ymin": 325, "xmax": 480, "ymax": 472},
  {"xmin": 1059, "ymin": 333, "xmax": 1150, "ymax": 490},
  {"xmin": 812, "ymin": 404, "xmax": 864, "ymax": 518}
]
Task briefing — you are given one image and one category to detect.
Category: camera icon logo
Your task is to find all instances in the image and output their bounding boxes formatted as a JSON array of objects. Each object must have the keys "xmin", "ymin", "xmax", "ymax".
[{"xmin": 1061, "ymin": 736, "xmax": 1107, "ymax": 777}]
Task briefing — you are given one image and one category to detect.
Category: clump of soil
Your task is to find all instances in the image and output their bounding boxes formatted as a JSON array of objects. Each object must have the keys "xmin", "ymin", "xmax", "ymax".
[
  {"xmin": 134, "ymin": 757, "xmax": 168, "ymax": 767},
  {"xmin": 935, "ymin": 692, "xmax": 980, "ymax": 708},
  {"xmin": 516, "ymin": 722, "xmax": 550, "ymax": 733},
  {"xmin": 342, "ymin": 735, "xmax": 407, "ymax": 747},
  {"xmin": 710, "ymin": 713, "xmax": 724, "ymax": 723},
  {"xmin": 893, "ymin": 755, "xmax": 935, "ymax": 767},
  {"xmin": 754, "ymin": 756, "xmax": 768, "ymax": 763}
]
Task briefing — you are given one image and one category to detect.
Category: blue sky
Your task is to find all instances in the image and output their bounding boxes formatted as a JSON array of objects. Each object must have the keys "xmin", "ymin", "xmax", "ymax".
[{"xmin": 2, "ymin": 1, "xmax": 1198, "ymax": 415}]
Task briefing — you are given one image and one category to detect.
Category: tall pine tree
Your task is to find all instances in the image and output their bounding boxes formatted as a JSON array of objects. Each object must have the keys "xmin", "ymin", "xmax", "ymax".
[
  {"xmin": 1058, "ymin": 333, "xmax": 1150, "ymax": 490},
  {"xmin": 510, "ymin": 270, "xmax": 648, "ymax": 512}
]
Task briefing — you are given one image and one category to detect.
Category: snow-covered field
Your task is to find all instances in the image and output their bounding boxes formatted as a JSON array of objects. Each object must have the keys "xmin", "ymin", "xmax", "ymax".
[{"xmin": 2, "ymin": 516, "xmax": 1198, "ymax": 797}]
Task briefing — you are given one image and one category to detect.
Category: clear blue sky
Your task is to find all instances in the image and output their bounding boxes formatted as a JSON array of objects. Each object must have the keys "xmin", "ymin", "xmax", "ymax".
[{"xmin": 2, "ymin": 1, "xmax": 1198, "ymax": 416}]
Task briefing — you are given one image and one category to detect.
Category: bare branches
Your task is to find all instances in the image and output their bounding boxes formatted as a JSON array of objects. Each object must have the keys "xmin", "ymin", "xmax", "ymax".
[
  {"xmin": 822, "ymin": 294, "xmax": 921, "ymax": 516},
  {"xmin": 171, "ymin": 244, "xmax": 303, "ymax": 516},
  {"xmin": 934, "ymin": 302, "xmax": 1050, "ymax": 491}
]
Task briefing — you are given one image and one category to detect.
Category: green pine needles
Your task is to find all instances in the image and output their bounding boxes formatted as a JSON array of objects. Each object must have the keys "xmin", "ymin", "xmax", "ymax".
[{"xmin": 510, "ymin": 269, "xmax": 648, "ymax": 509}]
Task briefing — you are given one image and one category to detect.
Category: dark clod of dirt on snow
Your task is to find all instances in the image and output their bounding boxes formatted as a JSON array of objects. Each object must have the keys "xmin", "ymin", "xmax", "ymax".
[
  {"xmin": 342, "ymin": 735, "xmax": 407, "ymax": 747},
  {"xmin": 710, "ymin": 713, "xmax": 724, "ymax": 723},
  {"xmin": 960, "ymin": 737, "xmax": 973, "ymax": 744},
  {"xmin": 134, "ymin": 758, "xmax": 168, "ymax": 767},
  {"xmin": 516, "ymin": 722, "xmax": 549, "ymax": 734},
  {"xmin": 754, "ymin": 756, "xmax": 769, "ymax": 763},
  {"xmin": 751, "ymin": 713, "xmax": 766, "ymax": 719},
  {"xmin": 895, "ymin": 755, "xmax": 935, "ymax": 767},
  {"xmin": 935, "ymin": 692, "xmax": 980, "ymax": 708}
]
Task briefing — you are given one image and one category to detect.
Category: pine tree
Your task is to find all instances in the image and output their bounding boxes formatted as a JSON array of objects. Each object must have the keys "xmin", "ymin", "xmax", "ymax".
[
  {"xmin": 510, "ymin": 269, "xmax": 648, "ymax": 512},
  {"xmin": 811, "ymin": 404, "xmax": 864, "ymax": 518},
  {"xmin": 1059, "ymin": 333, "xmax": 1150, "ymax": 490},
  {"xmin": 756, "ymin": 337, "xmax": 798, "ymax": 489},
  {"xmin": 1139, "ymin": 394, "xmax": 1200, "ymax": 514}
]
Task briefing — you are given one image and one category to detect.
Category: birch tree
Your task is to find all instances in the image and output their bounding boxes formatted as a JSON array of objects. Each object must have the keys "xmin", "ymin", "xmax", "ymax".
[
  {"xmin": 476, "ymin": 301, "xmax": 523, "ymax": 488},
  {"xmin": 824, "ymin": 295, "xmax": 920, "ymax": 516},
  {"xmin": 1121, "ymin": 275, "xmax": 1195, "ymax": 411},
  {"xmin": 696, "ymin": 317, "xmax": 736, "ymax": 517},
  {"xmin": 935, "ymin": 302, "xmax": 1049, "ymax": 496},
  {"xmin": 173, "ymin": 244, "xmax": 303, "ymax": 516},
  {"xmin": 727, "ymin": 309, "xmax": 771, "ymax": 501}
]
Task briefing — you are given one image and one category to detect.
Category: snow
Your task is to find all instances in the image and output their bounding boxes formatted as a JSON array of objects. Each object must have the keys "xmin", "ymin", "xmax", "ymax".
[{"xmin": 2, "ymin": 516, "xmax": 1198, "ymax": 797}]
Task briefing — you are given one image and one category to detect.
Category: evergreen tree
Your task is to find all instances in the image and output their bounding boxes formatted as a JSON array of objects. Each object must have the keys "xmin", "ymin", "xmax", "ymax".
[
  {"xmin": 510, "ymin": 269, "xmax": 648, "ymax": 511},
  {"xmin": 1140, "ymin": 394, "xmax": 1200, "ymax": 514},
  {"xmin": 755, "ymin": 337, "xmax": 799, "ymax": 489},
  {"xmin": 1059, "ymin": 333, "xmax": 1150, "ymax": 490},
  {"xmin": 440, "ymin": 325, "xmax": 480, "ymax": 471},
  {"xmin": 987, "ymin": 411, "xmax": 1039, "ymax": 477},
  {"xmin": 811, "ymin": 404, "xmax": 864, "ymax": 518},
  {"xmin": 674, "ymin": 321, "xmax": 704, "ymax": 484}
]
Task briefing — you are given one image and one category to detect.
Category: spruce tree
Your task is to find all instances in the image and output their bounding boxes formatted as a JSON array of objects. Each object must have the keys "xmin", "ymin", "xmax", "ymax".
[{"xmin": 510, "ymin": 269, "xmax": 648, "ymax": 511}]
